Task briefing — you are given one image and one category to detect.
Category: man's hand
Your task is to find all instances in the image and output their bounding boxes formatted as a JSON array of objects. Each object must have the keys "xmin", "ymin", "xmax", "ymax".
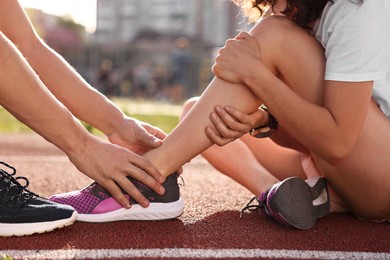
[
  {"xmin": 107, "ymin": 117, "xmax": 166, "ymax": 155},
  {"xmin": 68, "ymin": 134, "xmax": 166, "ymax": 209}
]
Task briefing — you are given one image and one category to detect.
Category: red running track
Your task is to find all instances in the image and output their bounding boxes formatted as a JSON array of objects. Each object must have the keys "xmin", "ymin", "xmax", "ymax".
[{"xmin": 0, "ymin": 133, "xmax": 389, "ymax": 259}]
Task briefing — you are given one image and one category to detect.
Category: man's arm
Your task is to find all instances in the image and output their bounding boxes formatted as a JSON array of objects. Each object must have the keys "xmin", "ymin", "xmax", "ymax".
[
  {"xmin": 0, "ymin": 0, "xmax": 165, "ymax": 207},
  {"xmin": 0, "ymin": 0, "xmax": 127, "ymax": 136}
]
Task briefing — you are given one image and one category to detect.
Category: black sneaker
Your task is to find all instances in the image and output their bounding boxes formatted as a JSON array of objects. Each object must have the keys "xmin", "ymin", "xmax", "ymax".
[
  {"xmin": 49, "ymin": 174, "xmax": 184, "ymax": 222},
  {"xmin": 0, "ymin": 161, "xmax": 77, "ymax": 237}
]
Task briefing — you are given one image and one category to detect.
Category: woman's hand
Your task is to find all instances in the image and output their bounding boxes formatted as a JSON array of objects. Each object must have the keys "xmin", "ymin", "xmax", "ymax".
[
  {"xmin": 212, "ymin": 31, "xmax": 261, "ymax": 84},
  {"xmin": 206, "ymin": 105, "xmax": 268, "ymax": 146}
]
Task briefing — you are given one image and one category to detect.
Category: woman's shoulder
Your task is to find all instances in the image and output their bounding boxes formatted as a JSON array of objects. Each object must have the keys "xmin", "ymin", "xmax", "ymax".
[
  {"xmin": 250, "ymin": 15, "xmax": 311, "ymax": 42},
  {"xmin": 256, "ymin": 15, "xmax": 297, "ymax": 29}
]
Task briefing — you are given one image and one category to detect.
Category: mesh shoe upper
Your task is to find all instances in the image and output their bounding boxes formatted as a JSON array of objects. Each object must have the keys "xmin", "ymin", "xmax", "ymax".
[{"xmin": 50, "ymin": 174, "xmax": 181, "ymax": 215}]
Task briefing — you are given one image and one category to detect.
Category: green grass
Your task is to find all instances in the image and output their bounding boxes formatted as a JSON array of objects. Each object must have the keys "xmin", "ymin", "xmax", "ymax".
[
  {"xmin": 131, "ymin": 114, "xmax": 179, "ymax": 133},
  {"xmin": 0, "ymin": 98, "xmax": 181, "ymax": 134},
  {"xmin": 0, "ymin": 109, "xmax": 31, "ymax": 132},
  {"xmin": 1, "ymin": 254, "xmax": 12, "ymax": 260}
]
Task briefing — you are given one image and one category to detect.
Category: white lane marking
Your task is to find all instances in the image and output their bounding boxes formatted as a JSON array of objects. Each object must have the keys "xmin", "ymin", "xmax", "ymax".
[{"xmin": 1, "ymin": 249, "xmax": 389, "ymax": 259}]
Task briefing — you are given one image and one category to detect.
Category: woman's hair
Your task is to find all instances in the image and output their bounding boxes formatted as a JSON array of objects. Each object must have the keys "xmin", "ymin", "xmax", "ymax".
[{"xmin": 233, "ymin": 0, "xmax": 331, "ymax": 28}]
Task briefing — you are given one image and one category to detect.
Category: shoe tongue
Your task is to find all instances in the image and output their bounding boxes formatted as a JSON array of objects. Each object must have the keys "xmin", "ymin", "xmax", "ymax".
[
  {"xmin": 90, "ymin": 182, "xmax": 111, "ymax": 199},
  {"xmin": 0, "ymin": 175, "xmax": 12, "ymax": 189},
  {"xmin": 0, "ymin": 173, "xmax": 19, "ymax": 192},
  {"xmin": 0, "ymin": 174, "xmax": 30, "ymax": 204}
]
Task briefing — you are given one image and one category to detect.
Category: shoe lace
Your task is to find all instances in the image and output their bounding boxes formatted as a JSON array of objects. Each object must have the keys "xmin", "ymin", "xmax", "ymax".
[
  {"xmin": 240, "ymin": 197, "xmax": 261, "ymax": 219},
  {"xmin": 174, "ymin": 173, "xmax": 185, "ymax": 186},
  {"xmin": 0, "ymin": 161, "xmax": 38, "ymax": 207},
  {"xmin": 240, "ymin": 190, "xmax": 269, "ymax": 219}
]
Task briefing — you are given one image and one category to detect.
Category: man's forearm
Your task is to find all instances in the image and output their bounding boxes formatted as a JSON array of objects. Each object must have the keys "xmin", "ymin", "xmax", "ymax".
[
  {"xmin": 0, "ymin": 33, "xmax": 89, "ymax": 155},
  {"xmin": 18, "ymin": 40, "xmax": 125, "ymax": 136}
]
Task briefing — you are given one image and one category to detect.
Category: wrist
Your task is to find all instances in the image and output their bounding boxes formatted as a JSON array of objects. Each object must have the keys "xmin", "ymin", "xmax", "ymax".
[
  {"xmin": 105, "ymin": 116, "xmax": 138, "ymax": 142},
  {"xmin": 249, "ymin": 106, "xmax": 278, "ymax": 138},
  {"xmin": 101, "ymin": 110, "xmax": 127, "ymax": 137},
  {"xmin": 60, "ymin": 123, "xmax": 92, "ymax": 158},
  {"xmin": 65, "ymin": 132, "xmax": 103, "ymax": 173},
  {"xmin": 242, "ymin": 60, "xmax": 265, "ymax": 87}
]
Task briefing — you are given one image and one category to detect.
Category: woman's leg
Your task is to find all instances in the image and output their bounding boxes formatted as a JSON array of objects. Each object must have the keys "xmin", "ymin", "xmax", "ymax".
[
  {"xmin": 143, "ymin": 16, "xmax": 327, "ymax": 196},
  {"xmin": 180, "ymin": 98, "xmax": 278, "ymax": 195},
  {"xmin": 143, "ymin": 77, "xmax": 262, "ymax": 175},
  {"xmin": 314, "ymin": 101, "xmax": 390, "ymax": 220},
  {"xmin": 240, "ymin": 135, "xmax": 306, "ymax": 181},
  {"xmin": 181, "ymin": 97, "xmax": 348, "ymax": 213},
  {"xmin": 180, "ymin": 97, "xmax": 306, "ymax": 196}
]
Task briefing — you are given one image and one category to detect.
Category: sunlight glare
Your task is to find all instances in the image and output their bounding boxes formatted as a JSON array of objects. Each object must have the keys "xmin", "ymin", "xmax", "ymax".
[{"xmin": 19, "ymin": 0, "xmax": 97, "ymax": 33}]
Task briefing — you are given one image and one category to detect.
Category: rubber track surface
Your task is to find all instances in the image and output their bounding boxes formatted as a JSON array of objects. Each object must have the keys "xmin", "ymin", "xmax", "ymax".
[{"xmin": 0, "ymin": 133, "xmax": 389, "ymax": 259}]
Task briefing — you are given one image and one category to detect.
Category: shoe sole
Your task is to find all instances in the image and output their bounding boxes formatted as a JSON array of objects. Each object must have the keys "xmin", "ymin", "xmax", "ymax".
[
  {"xmin": 268, "ymin": 177, "xmax": 330, "ymax": 230},
  {"xmin": 78, "ymin": 198, "xmax": 184, "ymax": 223},
  {"xmin": 0, "ymin": 211, "xmax": 77, "ymax": 237}
]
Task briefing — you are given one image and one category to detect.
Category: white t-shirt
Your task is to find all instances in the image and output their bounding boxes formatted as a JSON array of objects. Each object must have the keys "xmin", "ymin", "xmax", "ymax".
[{"xmin": 313, "ymin": 0, "xmax": 390, "ymax": 118}]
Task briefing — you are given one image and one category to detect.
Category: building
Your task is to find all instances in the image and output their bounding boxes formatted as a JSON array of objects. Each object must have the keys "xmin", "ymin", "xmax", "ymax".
[
  {"xmin": 94, "ymin": 0, "xmax": 245, "ymax": 47},
  {"xmin": 92, "ymin": 0, "xmax": 254, "ymax": 100}
]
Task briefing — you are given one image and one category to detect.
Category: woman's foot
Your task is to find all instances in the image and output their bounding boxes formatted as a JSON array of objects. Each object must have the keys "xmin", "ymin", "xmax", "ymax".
[
  {"xmin": 241, "ymin": 177, "xmax": 330, "ymax": 230},
  {"xmin": 50, "ymin": 174, "xmax": 184, "ymax": 222}
]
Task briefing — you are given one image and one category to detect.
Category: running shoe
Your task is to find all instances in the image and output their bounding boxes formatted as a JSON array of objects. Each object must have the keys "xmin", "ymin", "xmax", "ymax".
[
  {"xmin": 241, "ymin": 177, "xmax": 330, "ymax": 230},
  {"xmin": 49, "ymin": 174, "xmax": 184, "ymax": 222},
  {"xmin": 0, "ymin": 161, "xmax": 77, "ymax": 237}
]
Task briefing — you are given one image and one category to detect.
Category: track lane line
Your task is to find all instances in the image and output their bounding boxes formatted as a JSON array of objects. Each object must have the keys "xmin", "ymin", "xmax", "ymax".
[{"xmin": 1, "ymin": 249, "xmax": 389, "ymax": 259}]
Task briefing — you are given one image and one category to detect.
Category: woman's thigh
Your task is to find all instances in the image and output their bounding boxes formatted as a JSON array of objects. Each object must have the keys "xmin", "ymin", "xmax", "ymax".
[
  {"xmin": 314, "ymin": 101, "xmax": 390, "ymax": 219},
  {"xmin": 241, "ymin": 135, "xmax": 307, "ymax": 180}
]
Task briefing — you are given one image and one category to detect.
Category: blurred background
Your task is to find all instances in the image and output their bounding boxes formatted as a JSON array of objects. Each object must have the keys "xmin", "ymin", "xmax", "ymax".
[{"xmin": 19, "ymin": 0, "xmax": 252, "ymax": 104}]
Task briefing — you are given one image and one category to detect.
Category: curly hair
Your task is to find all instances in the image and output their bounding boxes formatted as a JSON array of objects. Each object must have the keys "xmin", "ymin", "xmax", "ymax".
[{"xmin": 233, "ymin": 0, "xmax": 331, "ymax": 28}]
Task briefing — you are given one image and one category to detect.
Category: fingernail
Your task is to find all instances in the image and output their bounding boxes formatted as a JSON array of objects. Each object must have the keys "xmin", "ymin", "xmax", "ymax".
[
  {"xmin": 159, "ymin": 186, "xmax": 165, "ymax": 194},
  {"xmin": 225, "ymin": 106, "xmax": 231, "ymax": 112},
  {"xmin": 159, "ymin": 176, "xmax": 166, "ymax": 183},
  {"xmin": 210, "ymin": 113, "xmax": 216, "ymax": 120},
  {"xmin": 215, "ymin": 106, "xmax": 222, "ymax": 113},
  {"xmin": 206, "ymin": 127, "xmax": 212, "ymax": 135},
  {"xmin": 143, "ymin": 199, "xmax": 150, "ymax": 207}
]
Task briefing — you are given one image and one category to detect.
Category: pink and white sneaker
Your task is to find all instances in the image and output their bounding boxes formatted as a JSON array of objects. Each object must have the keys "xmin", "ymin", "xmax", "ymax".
[{"xmin": 49, "ymin": 174, "xmax": 184, "ymax": 223}]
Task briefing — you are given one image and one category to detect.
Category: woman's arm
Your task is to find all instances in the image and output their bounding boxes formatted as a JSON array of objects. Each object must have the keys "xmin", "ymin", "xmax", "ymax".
[
  {"xmin": 246, "ymin": 64, "xmax": 372, "ymax": 163},
  {"xmin": 212, "ymin": 18, "xmax": 373, "ymax": 164}
]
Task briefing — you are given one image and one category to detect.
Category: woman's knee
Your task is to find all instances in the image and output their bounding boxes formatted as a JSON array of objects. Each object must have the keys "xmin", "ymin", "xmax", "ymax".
[{"xmin": 250, "ymin": 16, "xmax": 325, "ymax": 104}]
